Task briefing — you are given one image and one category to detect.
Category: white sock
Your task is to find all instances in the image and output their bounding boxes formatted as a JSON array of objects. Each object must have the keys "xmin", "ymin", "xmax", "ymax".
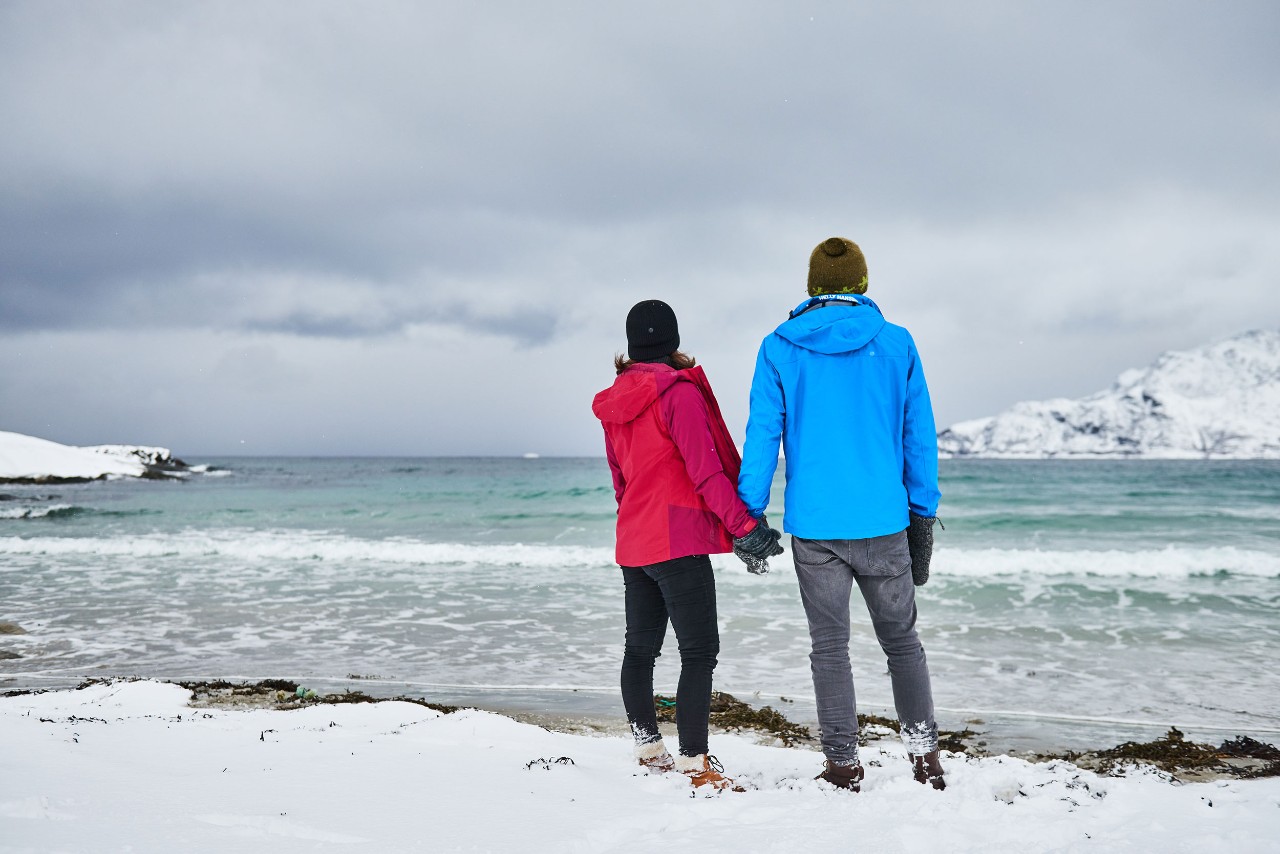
[
  {"xmin": 634, "ymin": 740, "xmax": 670, "ymax": 760},
  {"xmin": 672, "ymin": 754, "xmax": 707, "ymax": 773}
]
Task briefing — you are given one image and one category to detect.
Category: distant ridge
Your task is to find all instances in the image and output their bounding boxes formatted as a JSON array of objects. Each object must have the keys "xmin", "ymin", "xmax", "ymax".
[
  {"xmin": 0, "ymin": 431, "xmax": 193, "ymax": 482},
  {"xmin": 938, "ymin": 330, "xmax": 1280, "ymax": 459}
]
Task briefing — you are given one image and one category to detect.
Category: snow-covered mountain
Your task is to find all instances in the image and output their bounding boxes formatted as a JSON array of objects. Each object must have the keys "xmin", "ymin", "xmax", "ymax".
[
  {"xmin": 937, "ymin": 330, "xmax": 1280, "ymax": 459},
  {"xmin": 0, "ymin": 431, "xmax": 193, "ymax": 482}
]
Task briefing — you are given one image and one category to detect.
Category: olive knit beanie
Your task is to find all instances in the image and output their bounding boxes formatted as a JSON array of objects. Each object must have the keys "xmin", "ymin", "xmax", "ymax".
[
  {"xmin": 625, "ymin": 299, "xmax": 680, "ymax": 361},
  {"xmin": 807, "ymin": 237, "xmax": 868, "ymax": 296}
]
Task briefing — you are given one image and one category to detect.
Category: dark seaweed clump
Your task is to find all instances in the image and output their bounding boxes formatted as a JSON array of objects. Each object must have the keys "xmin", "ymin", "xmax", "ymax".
[
  {"xmin": 176, "ymin": 679, "xmax": 461, "ymax": 714},
  {"xmin": 305, "ymin": 688, "xmax": 459, "ymax": 715},
  {"xmin": 180, "ymin": 678, "xmax": 299, "ymax": 694},
  {"xmin": 654, "ymin": 692, "xmax": 812, "ymax": 747},
  {"xmin": 857, "ymin": 711, "xmax": 980, "ymax": 753},
  {"xmin": 1217, "ymin": 736, "xmax": 1280, "ymax": 762},
  {"xmin": 1091, "ymin": 727, "xmax": 1222, "ymax": 775},
  {"xmin": 1047, "ymin": 728, "xmax": 1280, "ymax": 780}
]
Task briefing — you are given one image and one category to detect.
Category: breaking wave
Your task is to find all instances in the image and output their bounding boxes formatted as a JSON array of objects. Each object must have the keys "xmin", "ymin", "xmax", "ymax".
[
  {"xmin": 0, "ymin": 506, "xmax": 160, "ymax": 521},
  {"xmin": 0, "ymin": 530, "xmax": 618, "ymax": 569},
  {"xmin": 0, "ymin": 531, "xmax": 1275, "ymax": 578},
  {"xmin": 0, "ymin": 505, "xmax": 81, "ymax": 520},
  {"xmin": 932, "ymin": 545, "xmax": 1280, "ymax": 579}
]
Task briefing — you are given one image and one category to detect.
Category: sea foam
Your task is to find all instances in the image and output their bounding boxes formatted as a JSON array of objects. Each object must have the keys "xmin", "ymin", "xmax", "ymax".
[
  {"xmin": 934, "ymin": 545, "xmax": 1280, "ymax": 579},
  {"xmin": 0, "ymin": 504, "xmax": 78, "ymax": 520},
  {"xmin": 0, "ymin": 530, "xmax": 1276, "ymax": 579},
  {"xmin": 0, "ymin": 530, "xmax": 618, "ymax": 570}
]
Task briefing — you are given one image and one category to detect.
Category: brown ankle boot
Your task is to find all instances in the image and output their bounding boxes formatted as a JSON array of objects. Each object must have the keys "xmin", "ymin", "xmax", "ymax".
[
  {"xmin": 634, "ymin": 740, "xmax": 675, "ymax": 773},
  {"xmin": 909, "ymin": 750, "xmax": 946, "ymax": 790},
  {"xmin": 673, "ymin": 754, "xmax": 743, "ymax": 792},
  {"xmin": 815, "ymin": 760, "xmax": 864, "ymax": 792}
]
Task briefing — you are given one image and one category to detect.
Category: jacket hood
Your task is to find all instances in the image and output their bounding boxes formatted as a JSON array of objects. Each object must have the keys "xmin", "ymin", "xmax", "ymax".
[
  {"xmin": 774, "ymin": 295, "xmax": 886, "ymax": 354},
  {"xmin": 592, "ymin": 363, "xmax": 686, "ymax": 424}
]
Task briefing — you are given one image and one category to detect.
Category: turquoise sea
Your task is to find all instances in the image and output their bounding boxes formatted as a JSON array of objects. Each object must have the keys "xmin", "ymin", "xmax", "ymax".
[{"xmin": 2, "ymin": 458, "xmax": 1278, "ymax": 751}]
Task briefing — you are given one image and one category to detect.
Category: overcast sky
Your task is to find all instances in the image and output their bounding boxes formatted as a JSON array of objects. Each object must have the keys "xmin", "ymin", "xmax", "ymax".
[{"xmin": 2, "ymin": 1, "xmax": 1277, "ymax": 456}]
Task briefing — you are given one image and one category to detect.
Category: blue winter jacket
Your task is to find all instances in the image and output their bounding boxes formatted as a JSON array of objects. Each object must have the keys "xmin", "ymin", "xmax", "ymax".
[{"xmin": 737, "ymin": 295, "xmax": 940, "ymax": 539}]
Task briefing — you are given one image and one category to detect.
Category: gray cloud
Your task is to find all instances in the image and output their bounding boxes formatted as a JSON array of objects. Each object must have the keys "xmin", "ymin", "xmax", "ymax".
[{"xmin": 1, "ymin": 1, "xmax": 1278, "ymax": 453}]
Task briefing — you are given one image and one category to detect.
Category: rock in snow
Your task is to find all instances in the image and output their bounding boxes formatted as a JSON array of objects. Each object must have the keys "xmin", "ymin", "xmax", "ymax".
[
  {"xmin": 938, "ymin": 329, "xmax": 1280, "ymax": 459},
  {"xmin": 0, "ymin": 431, "xmax": 190, "ymax": 483}
]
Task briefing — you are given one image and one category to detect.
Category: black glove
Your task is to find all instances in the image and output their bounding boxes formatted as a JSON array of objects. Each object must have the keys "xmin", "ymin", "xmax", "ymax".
[
  {"xmin": 734, "ymin": 516, "xmax": 784, "ymax": 575},
  {"xmin": 906, "ymin": 513, "xmax": 940, "ymax": 586}
]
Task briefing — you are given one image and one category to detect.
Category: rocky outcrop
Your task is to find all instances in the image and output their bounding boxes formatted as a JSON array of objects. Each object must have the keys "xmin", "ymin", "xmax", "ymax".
[
  {"xmin": 0, "ymin": 431, "xmax": 194, "ymax": 483},
  {"xmin": 938, "ymin": 330, "xmax": 1280, "ymax": 459}
]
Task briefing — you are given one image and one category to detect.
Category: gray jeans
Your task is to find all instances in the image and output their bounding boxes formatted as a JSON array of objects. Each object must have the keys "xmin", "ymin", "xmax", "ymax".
[{"xmin": 792, "ymin": 532, "xmax": 939, "ymax": 764}]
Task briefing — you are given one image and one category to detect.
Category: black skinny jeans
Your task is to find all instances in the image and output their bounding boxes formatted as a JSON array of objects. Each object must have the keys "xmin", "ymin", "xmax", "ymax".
[{"xmin": 620, "ymin": 553, "xmax": 720, "ymax": 758}]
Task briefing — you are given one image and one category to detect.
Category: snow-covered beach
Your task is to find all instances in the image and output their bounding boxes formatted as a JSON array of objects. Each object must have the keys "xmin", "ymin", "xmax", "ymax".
[{"xmin": 3, "ymin": 680, "xmax": 1278, "ymax": 853}]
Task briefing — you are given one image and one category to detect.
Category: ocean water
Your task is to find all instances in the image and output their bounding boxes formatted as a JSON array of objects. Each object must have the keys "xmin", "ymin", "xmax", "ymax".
[{"xmin": 2, "ymin": 458, "xmax": 1278, "ymax": 752}]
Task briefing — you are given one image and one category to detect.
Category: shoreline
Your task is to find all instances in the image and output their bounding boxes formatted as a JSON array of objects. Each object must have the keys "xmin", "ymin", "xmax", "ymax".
[{"xmin": 7, "ymin": 676, "xmax": 1276, "ymax": 783}]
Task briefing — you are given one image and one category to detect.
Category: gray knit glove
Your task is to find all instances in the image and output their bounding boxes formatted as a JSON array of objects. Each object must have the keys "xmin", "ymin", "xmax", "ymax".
[
  {"xmin": 733, "ymin": 516, "xmax": 784, "ymax": 575},
  {"xmin": 906, "ymin": 513, "xmax": 940, "ymax": 586}
]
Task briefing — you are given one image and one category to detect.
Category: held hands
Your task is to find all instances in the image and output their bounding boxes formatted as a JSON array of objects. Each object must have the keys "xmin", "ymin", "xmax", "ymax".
[
  {"xmin": 733, "ymin": 515, "xmax": 784, "ymax": 575},
  {"xmin": 906, "ymin": 513, "xmax": 941, "ymax": 586}
]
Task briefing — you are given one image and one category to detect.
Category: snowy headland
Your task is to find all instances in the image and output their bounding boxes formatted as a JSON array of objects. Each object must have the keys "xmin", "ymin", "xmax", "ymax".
[
  {"xmin": 2, "ymin": 680, "xmax": 1277, "ymax": 852},
  {"xmin": 0, "ymin": 431, "xmax": 197, "ymax": 483},
  {"xmin": 938, "ymin": 329, "xmax": 1280, "ymax": 459}
]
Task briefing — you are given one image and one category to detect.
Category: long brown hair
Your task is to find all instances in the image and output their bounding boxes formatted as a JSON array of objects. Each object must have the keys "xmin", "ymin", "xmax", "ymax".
[{"xmin": 614, "ymin": 350, "xmax": 697, "ymax": 375}]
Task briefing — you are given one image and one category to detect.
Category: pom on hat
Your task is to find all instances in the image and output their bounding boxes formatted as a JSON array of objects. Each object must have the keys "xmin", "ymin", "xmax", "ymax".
[{"xmin": 807, "ymin": 237, "xmax": 868, "ymax": 296}]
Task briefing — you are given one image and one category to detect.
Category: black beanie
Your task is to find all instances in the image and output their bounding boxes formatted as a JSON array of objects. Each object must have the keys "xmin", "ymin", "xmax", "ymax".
[{"xmin": 626, "ymin": 299, "xmax": 680, "ymax": 361}]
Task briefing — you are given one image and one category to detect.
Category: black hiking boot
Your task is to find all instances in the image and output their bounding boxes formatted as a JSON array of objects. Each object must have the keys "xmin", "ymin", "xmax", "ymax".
[
  {"xmin": 909, "ymin": 750, "xmax": 946, "ymax": 790},
  {"xmin": 815, "ymin": 760, "xmax": 864, "ymax": 792}
]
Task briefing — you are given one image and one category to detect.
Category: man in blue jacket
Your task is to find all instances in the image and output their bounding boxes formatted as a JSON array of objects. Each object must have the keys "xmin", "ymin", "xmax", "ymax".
[{"xmin": 737, "ymin": 236, "xmax": 945, "ymax": 792}]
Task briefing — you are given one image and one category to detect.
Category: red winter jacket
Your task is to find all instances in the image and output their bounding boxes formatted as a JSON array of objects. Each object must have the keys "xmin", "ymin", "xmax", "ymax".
[{"xmin": 591, "ymin": 363, "xmax": 757, "ymax": 567}]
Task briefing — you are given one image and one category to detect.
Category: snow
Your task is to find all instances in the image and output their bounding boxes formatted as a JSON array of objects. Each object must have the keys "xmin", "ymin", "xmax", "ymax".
[
  {"xmin": 2, "ymin": 681, "xmax": 1277, "ymax": 853},
  {"xmin": 0, "ymin": 431, "xmax": 180, "ymax": 481},
  {"xmin": 938, "ymin": 329, "xmax": 1280, "ymax": 458}
]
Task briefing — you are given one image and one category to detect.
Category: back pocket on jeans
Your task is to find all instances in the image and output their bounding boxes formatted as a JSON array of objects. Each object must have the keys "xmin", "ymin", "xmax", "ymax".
[
  {"xmin": 864, "ymin": 531, "xmax": 911, "ymax": 576},
  {"xmin": 792, "ymin": 536, "xmax": 842, "ymax": 567}
]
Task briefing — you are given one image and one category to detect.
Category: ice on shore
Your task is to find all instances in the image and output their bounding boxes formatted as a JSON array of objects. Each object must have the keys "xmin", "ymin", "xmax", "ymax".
[
  {"xmin": 1, "ymin": 680, "xmax": 1276, "ymax": 852},
  {"xmin": 0, "ymin": 430, "xmax": 188, "ymax": 482}
]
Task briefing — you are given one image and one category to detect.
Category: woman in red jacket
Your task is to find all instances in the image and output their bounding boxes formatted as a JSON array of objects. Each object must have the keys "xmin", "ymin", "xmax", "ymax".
[{"xmin": 591, "ymin": 299, "xmax": 781, "ymax": 791}]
